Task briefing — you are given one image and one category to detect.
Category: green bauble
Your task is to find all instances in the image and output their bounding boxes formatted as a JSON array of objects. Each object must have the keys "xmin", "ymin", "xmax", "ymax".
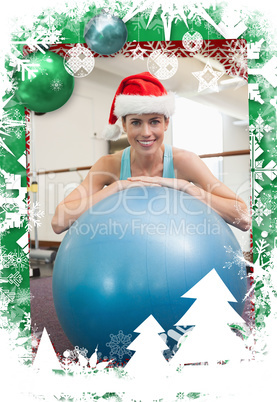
[{"xmin": 14, "ymin": 51, "xmax": 74, "ymax": 113}]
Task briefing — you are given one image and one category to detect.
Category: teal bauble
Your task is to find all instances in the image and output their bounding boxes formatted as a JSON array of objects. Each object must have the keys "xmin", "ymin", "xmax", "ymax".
[{"xmin": 84, "ymin": 12, "xmax": 128, "ymax": 55}]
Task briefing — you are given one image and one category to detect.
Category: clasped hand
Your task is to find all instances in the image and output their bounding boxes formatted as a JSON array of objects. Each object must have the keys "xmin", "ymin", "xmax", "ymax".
[{"xmin": 128, "ymin": 176, "xmax": 180, "ymax": 189}]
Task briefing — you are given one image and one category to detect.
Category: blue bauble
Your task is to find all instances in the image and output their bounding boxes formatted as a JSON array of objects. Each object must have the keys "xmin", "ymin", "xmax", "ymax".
[
  {"xmin": 84, "ymin": 12, "xmax": 128, "ymax": 55},
  {"xmin": 53, "ymin": 187, "xmax": 247, "ymax": 363}
]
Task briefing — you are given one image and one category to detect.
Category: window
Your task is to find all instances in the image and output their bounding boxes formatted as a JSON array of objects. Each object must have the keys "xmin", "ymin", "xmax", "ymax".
[{"xmin": 172, "ymin": 96, "xmax": 223, "ymax": 180}]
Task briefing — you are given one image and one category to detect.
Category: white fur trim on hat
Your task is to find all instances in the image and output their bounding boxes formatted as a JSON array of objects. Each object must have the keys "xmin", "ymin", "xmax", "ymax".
[
  {"xmin": 114, "ymin": 92, "xmax": 175, "ymax": 118},
  {"xmin": 101, "ymin": 124, "xmax": 122, "ymax": 141}
]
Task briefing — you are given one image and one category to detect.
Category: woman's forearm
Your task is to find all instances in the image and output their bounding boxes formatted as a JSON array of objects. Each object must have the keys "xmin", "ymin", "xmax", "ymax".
[
  {"xmin": 177, "ymin": 179, "xmax": 251, "ymax": 232},
  {"xmin": 128, "ymin": 176, "xmax": 251, "ymax": 231},
  {"xmin": 51, "ymin": 182, "xmax": 119, "ymax": 234}
]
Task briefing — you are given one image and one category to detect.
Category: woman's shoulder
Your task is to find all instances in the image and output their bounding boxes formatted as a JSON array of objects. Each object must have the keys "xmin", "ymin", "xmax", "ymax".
[
  {"xmin": 172, "ymin": 146, "xmax": 199, "ymax": 164},
  {"xmin": 88, "ymin": 150, "xmax": 124, "ymax": 183},
  {"xmin": 172, "ymin": 146, "xmax": 202, "ymax": 178}
]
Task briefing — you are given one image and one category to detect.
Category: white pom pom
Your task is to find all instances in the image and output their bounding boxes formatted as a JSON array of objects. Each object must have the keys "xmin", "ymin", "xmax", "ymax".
[{"xmin": 101, "ymin": 124, "xmax": 122, "ymax": 141}]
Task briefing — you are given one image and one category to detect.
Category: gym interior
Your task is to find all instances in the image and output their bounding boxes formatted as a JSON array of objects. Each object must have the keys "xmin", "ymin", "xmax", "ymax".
[{"xmin": 29, "ymin": 49, "xmax": 252, "ymax": 358}]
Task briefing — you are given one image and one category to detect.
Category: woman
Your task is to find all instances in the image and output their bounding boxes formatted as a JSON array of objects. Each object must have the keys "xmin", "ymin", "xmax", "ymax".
[{"xmin": 51, "ymin": 72, "xmax": 250, "ymax": 234}]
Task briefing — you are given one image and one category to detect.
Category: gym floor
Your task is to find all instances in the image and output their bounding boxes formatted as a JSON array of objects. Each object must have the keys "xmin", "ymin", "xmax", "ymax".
[
  {"xmin": 30, "ymin": 258, "xmax": 74, "ymax": 357},
  {"xmin": 30, "ymin": 257, "xmax": 255, "ymax": 360}
]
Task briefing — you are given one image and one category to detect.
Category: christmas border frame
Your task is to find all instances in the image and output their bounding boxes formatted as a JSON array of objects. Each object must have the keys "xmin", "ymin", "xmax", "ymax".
[
  {"xmin": 0, "ymin": 1, "xmax": 276, "ymax": 400},
  {"xmin": 25, "ymin": 38, "xmax": 250, "ymax": 364}
]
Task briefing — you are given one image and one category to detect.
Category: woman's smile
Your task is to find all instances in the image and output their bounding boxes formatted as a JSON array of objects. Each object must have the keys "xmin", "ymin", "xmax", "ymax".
[{"xmin": 137, "ymin": 139, "xmax": 157, "ymax": 147}]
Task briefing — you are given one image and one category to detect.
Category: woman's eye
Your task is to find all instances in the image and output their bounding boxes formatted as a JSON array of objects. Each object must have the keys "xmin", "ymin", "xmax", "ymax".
[
  {"xmin": 151, "ymin": 120, "xmax": 160, "ymax": 125},
  {"xmin": 131, "ymin": 121, "xmax": 140, "ymax": 126}
]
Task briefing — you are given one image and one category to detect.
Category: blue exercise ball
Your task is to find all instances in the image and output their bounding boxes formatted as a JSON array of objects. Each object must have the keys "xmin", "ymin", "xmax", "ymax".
[{"xmin": 52, "ymin": 187, "xmax": 247, "ymax": 363}]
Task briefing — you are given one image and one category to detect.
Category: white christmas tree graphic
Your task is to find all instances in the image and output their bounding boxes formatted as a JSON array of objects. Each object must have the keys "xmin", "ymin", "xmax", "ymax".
[
  {"xmin": 170, "ymin": 269, "xmax": 250, "ymax": 368},
  {"xmin": 32, "ymin": 327, "xmax": 61, "ymax": 373},
  {"xmin": 125, "ymin": 314, "xmax": 169, "ymax": 378}
]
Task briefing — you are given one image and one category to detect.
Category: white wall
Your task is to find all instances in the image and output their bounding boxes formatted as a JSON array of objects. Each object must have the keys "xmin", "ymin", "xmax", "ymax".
[
  {"xmin": 221, "ymin": 115, "xmax": 250, "ymax": 252},
  {"xmin": 29, "ymin": 69, "xmax": 120, "ymax": 243}
]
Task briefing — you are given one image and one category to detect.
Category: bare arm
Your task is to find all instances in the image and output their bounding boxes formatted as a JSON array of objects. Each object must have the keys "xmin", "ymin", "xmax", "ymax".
[
  {"xmin": 128, "ymin": 150, "xmax": 251, "ymax": 231},
  {"xmin": 51, "ymin": 155, "xmax": 159, "ymax": 234},
  {"xmin": 51, "ymin": 156, "xmax": 118, "ymax": 234}
]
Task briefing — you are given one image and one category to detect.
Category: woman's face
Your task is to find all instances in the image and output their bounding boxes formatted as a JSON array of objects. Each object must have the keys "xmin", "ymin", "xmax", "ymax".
[{"xmin": 122, "ymin": 114, "xmax": 169, "ymax": 154}]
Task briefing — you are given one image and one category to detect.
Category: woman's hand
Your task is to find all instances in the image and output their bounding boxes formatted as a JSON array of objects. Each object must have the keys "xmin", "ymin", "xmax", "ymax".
[
  {"xmin": 127, "ymin": 176, "xmax": 181, "ymax": 189},
  {"xmin": 128, "ymin": 172, "xmax": 251, "ymax": 232},
  {"xmin": 116, "ymin": 178, "xmax": 161, "ymax": 191}
]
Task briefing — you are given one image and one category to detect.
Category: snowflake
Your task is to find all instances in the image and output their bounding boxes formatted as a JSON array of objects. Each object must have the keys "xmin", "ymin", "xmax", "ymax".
[
  {"xmin": 0, "ymin": 116, "xmax": 25, "ymax": 139},
  {"xmin": 0, "ymin": 289, "xmax": 16, "ymax": 308},
  {"xmin": 106, "ymin": 329, "xmax": 132, "ymax": 363},
  {"xmin": 203, "ymin": 20, "xmax": 222, "ymax": 38},
  {"xmin": 130, "ymin": 44, "xmax": 145, "ymax": 60},
  {"xmin": 246, "ymin": 11, "xmax": 271, "ymax": 40},
  {"xmin": 2, "ymin": 252, "xmax": 16, "ymax": 269},
  {"xmin": 223, "ymin": 246, "xmax": 248, "ymax": 279},
  {"xmin": 26, "ymin": 200, "xmax": 45, "ymax": 231},
  {"xmin": 249, "ymin": 114, "xmax": 273, "ymax": 142},
  {"xmin": 74, "ymin": 345, "xmax": 88, "ymax": 358},
  {"xmin": 22, "ymin": 312, "xmax": 31, "ymax": 331},
  {"xmin": 101, "ymin": 1, "xmax": 128, "ymax": 17},
  {"xmin": 261, "ymin": 39, "xmax": 277, "ymax": 59},
  {"xmin": 0, "ymin": 170, "xmax": 28, "ymax": 230},
  {"xmin": 9, "ymin": 53, "xmax": 41, "ymax": 82},
  {"xmin": 16, "ymin": 288, "xmax": 33, "ymax": 306},
  {"xmin": 260, "ymin": 75, "xmax": 277, "ymax": 102},
  {"xmin": 15, "ymin": 129, "xmax": 24, "ymax": 139},
  {"xmin": 39, "ymin": 8, "xmax": 62, "ymax": 30},
  {"xmin": 7, "ymin": 271, "xmax": 23, "ymax": 287},
  {"xmin": 50, "ymin": 78, "xmax": 64, "ymax": 91},
  {"xmin": 0, "ymin": 109, "xmax": 25, "ymax": 138},
  {"xmin": 0, "ymin": 242, "xmax": 7, "ymax": 258},
  {"xmin": 256, "ymin": 75, "xmax": 271, "ymax": 89},
  {"xmin": 4, "ymin": 249, "xmax": 29, "ymax": 272},
  {"xmin": 64, "ymin": 346, "xmax": 88, "ymax": 362},
  {"xmin": 220, "ymin": 40, "xmax": 248, "ymax": 81},
  {"xmin": 243, "ymin": 239, "xmax": 277, "ymax": 316},
  {"xmin": 23, "ymin": 52, "xmax": 45, "ymax": 76},
  {"xmin": 252, "ymin": 198, "xmax": 271, "ymax": 226},
  {"xmin": 12, "ymin": 20, "xmax": 63, "ymax": 53},
  {"xmin": 233, "ymin": 202, "xmax": 251, "ymax": 231}
]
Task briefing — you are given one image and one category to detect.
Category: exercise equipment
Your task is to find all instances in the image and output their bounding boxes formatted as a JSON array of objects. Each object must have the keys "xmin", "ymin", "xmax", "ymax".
[
  {"xmin": 53, "ymin": 187, "xmax": 247, "ymax": 362},
  {"xmin": 29, "ymin": 111, "xmax": 56, "ymax": 274}
]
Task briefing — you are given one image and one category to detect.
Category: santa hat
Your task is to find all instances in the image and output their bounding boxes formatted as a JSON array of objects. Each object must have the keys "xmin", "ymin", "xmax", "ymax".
[{"xmin": 102, "ymin": 72, "xmax": 175, "ymax": 141}]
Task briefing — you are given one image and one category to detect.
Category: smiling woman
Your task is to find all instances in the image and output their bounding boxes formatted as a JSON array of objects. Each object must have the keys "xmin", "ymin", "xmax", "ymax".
[
  {"xmin": 123, "ymin": 115, "xmax": 169, "ymax": 143},
  {"xmin": 121, "ymin": 114, "xmax": 169, "ymax": 168},
  {"xmin": 51, "ymin": 71, "xmax": 250, "ymax": 235}
]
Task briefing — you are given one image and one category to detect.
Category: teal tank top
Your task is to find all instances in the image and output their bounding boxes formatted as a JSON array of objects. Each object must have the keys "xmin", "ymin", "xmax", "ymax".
[{"xmin": 120, "ymin": 143, "xmax": 175, "ymax": 180}]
